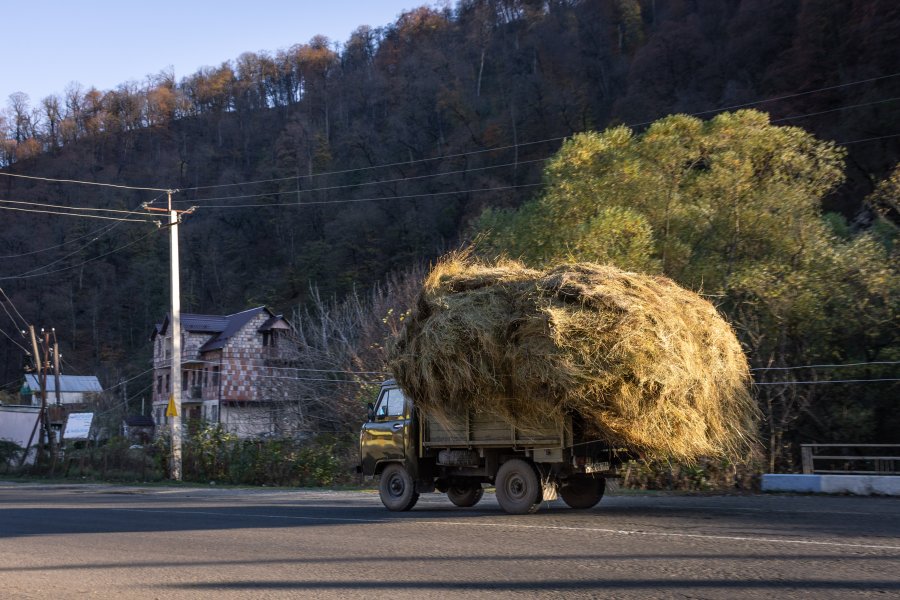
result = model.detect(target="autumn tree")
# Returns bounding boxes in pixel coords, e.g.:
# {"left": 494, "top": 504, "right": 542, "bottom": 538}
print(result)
{"left": 476, "top": 111, "right": 899, "bottom": 470}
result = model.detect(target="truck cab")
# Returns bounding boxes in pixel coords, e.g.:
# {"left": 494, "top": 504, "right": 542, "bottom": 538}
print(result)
{"left": 359, "top": 380, "right": 621, "bottom": 514}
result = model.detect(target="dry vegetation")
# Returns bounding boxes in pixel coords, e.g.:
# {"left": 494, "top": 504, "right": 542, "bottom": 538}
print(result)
{"left": 389, "top": 253, "right": 759, "bottom": 461}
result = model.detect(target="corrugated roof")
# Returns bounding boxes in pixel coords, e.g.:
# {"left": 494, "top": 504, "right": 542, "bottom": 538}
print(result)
{"left": 200, "top": 307, "right": 272, "bottom": 352}
{"left": 24, "top": 374, "right": 103, "bottom": 393}
{"left": 156, "top": 314, "right": 229, "bottom": 338}
{"left": 152, "top": 306, "right": 282, "bottom": 351}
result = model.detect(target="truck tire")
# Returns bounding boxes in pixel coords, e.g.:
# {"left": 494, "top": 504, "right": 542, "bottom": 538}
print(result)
{"left": 379, "top": 464, "right": 419, "bottom": 511}
{"left": 447, "top": 485, "right": 484, "bottom": 507}
{"left": 560, "top": 476, "right": 606, "bottom": 509}
{"left": 495, "top": 459, "right": 542, "bottom": 514}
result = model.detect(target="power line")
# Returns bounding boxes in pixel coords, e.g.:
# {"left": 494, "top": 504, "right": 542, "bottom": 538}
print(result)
{"left": 218, "top": 371, "right": 374, "bottom": 384}
{"left": 174, "top": 157, "right": 548, "bottom": 205}
{"left": 8, "top": 219, "right": 128, "bottom": 279}
{"left": 0, "top": 171, "right": 168, "bottom": 192}
{"left": 751, "top": 361, "right": 900, "bottom": 371}
{"left": 0, "top": 286, "right": 28, "bottom": 331}
{"left": 0, "top": 226, "right": 160, "bottom": 281}
{"left": 178, "top": 139, "right": 561, "bottom": 193}
{"left": 175, "top": 72, "right": 900, "bottom": 194}
{"left": 632, "top": 71, "right": 900, "bottom": 126}
{"left": 102, "top": 367, "right": 157, "bottom": 392}
{"left": 754, "top": 378, "right": 900, "bottom": 385}
{"left": 0, "top": 203, "right": 161, "bottom": 223}
{"left": 0, "top": 327, "right": 29, "bottom": 354}
{"left": 197, "top": 182, "right": 543, "bottom": 210}
{"left": 771, "top": 97, "right": 900, "bottom": 124}
{"left": 0, "top": 197, "right": 156, "bottom": 217}
{"left": 0, "top": 222, "right": 118, "bottom": 259}
{"left": 838, "top": 132, "right": 900, "bottom": 145}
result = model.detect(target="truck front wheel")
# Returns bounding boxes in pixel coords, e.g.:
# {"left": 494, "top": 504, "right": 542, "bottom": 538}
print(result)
{"left": 447, "top": 485, "right": 484, "bottom": 507}
{"left": 560, "top": 476, "right": 606, "bottom": 509}
{"left": 379, "top": 464, "right": 419, "bottom": 511}
{"left": 495, "top": 459, "right": 542, "bottom": 514}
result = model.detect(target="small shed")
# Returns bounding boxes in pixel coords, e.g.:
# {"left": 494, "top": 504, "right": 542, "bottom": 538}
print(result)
{"left": 24, "top": 374, "right": 103, "bottom": 406}
{"left": 122, "top": 415, "right": 155, "bottom": 443}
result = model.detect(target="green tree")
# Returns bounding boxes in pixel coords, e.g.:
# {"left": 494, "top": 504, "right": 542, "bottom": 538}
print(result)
{"left": 475, "top": 111, "right": 899, "bottom": 470}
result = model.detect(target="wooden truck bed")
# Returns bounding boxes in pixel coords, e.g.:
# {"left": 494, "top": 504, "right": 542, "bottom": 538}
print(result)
{"left": 421, "top": 409, "right": 572, "bottom": 449}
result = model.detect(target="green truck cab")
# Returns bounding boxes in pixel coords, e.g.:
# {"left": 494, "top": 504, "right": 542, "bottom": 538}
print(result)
{"left": 359, "top": 380, "right": 625, "bottom": 514}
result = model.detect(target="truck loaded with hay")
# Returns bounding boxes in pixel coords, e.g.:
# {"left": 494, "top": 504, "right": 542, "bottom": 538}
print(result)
{"left": 358, "top": 255, "right": 758, "bottom": 514}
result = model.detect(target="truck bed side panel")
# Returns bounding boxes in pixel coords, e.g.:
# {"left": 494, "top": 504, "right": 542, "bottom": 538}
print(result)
{"left": 422, "top": 409, "right": 566, "bottom": 448}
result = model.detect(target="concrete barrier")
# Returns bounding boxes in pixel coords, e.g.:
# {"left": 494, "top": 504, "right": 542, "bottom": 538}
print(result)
{"left": 762, "top": 473, "right": 900, "bottom": 496}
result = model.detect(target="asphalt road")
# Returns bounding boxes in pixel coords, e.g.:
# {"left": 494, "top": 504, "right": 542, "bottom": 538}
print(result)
{"left": 0, "top": 482, "right": 898, "bottom": 599}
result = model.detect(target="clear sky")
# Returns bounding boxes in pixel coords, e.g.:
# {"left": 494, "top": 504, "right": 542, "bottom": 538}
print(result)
{"left": 2, "top": 0, "right": 427, "bottom": 108}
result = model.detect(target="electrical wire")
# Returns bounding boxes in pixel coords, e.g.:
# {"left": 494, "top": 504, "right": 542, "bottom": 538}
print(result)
{"left": 0, "top": 286, "right": 28, "bottom": 331}
{"left": 174, "top": 71, "right": 900, "bottom": 194}
{"left": 0, "top": 327, "right": 29, "bottom": 354}
{"left": 0, "top": 204, "right": 160, "bottom": 223}
{"left": 0, "top": 171, "right": 169, "bottom": 192}
{"left": 754, "top": 378, "right": 900, "bottom": 385}
{"left": 630, "top": 71, "right": 900, "bottom": 126}
{"left": 178, "top": 138, "right": 561, "bottom": 193}
{"left": 174, "top": 157, "right": 548, "bottom": 205}
{"left": 0, "top": 197, "right": 156, "bottom": 217}
{"left": 6, "top": 220, "right": 128, "bottom": 279}
{"left": 94, "top": 381, "right": 155, "bottom": 418}
{"left": 838, "top": 132, "right": 900, "bottom": 145}
{"left": 771, "top": 97, "right": 900, "bottom": 124}
{"left": 217, "top": 371, "right": 374, "bottom": 384}
{"left": 102, "top": 367, "right": 157, "bottom": 392}
{"left": 9, "top": 220, "right": 128, "bottom": 279}
{"left": 0, "top": 226, "right": 161, "bottom": 281}
{"left": 0, "top": 221, "right": 118, "bottom": 259}
{"left": 751, "top": 361, "right": 900, "bottom": 371}
{"left": 197, "top": 182, "right": 543, "bottom": 209}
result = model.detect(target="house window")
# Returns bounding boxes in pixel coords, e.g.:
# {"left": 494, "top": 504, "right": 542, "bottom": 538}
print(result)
{"left": 210, "top": 404, "right": 218, "bottom": 423}
{"left": 165, "top": 374, "right": 170, "bottom": 393}
{"left": 157, "top": 376, "right": 163, "bottom": 397}
{"left": 212, "top": 366, "right": 220, "bottom": 388}
{"left": 182, "top": 372, "right": 188, "bottom": 391}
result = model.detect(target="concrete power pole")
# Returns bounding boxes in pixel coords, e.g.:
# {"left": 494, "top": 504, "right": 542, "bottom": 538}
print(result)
{"left": 169, "top": 190, "right": 183, "bottom": 481}
{"left": 145, "top": 190, "right": 192, "bottom": 481}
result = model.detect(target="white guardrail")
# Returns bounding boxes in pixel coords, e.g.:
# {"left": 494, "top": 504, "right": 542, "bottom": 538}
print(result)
{"left": 800, "top": 443, "right": 900, "bottom": 475}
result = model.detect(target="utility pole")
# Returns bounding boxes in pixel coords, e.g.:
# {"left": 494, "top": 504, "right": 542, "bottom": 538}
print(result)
{"left": 168, "top": 189, "right": 183, "bottom": 481}
{"left": 144, "top": 190, "right": 194, "bottom": 481}
{"left": 19, "top": 326, "right": 43, "bottom": 468}
{"left": 52, "top": 330, "right": 61, "bottom": 407}
{"left": 41, "top": 330, "right": 57, "bottom": 458}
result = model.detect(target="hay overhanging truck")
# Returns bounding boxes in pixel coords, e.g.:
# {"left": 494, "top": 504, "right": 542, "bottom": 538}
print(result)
{"left": 358, "top": 379, "right": 626, "bottom": 514}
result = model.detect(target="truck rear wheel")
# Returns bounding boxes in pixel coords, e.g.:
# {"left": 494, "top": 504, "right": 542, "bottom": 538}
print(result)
{"left": 447, "top": 485, "right": 484, "bottom": 507}
{"left": 495, "top": 459, "right": 542, "bottom": 514}
{"left": 379, "top": 464, "right": 419, "bottom": 511}
{"left": 560, "top": 476, "right": 606, "bottom": 509}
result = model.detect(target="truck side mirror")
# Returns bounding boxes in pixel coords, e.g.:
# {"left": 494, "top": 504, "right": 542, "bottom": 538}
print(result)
{"left": 366, "top": 403, "right": 375, "bottom": 422}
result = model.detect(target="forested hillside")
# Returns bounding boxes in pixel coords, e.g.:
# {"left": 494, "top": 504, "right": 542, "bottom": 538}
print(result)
{"left": 1, "top": 0, "right": 898, "bottom": 467}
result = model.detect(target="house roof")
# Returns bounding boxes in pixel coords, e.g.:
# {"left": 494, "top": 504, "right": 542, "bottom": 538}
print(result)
{"left": 259, "top": 315, "right": 291, "bottom": 332}
{"left": 153, "top": 306, "right": 279, "bottom": 352}
{"left": 124, "top": 415, "right": 155, "bottom": 427}
{"left": 200, "top": 307, "right": 273, "bottom": 352}
{"left": 24, "top": 374, "right": 103, "bottom": 393}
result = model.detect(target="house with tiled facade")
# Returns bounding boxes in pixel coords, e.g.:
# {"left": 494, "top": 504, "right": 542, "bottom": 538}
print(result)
{"left": 150, "top": 306, "right": 293, "bottom": 438}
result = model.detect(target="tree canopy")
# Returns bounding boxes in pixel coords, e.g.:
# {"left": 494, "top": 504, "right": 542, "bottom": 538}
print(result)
{"left": 476, "top": 111, "right": 899, "bottom": 469}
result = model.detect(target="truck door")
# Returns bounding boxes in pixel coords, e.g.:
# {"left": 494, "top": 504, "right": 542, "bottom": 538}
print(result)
{"left": 359, "top": 386, "right": 411, "bottom": 475}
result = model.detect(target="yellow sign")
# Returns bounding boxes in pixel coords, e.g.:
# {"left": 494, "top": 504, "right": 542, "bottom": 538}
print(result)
{"left": 165, "top": 395, "right": 178, "bottom": 417}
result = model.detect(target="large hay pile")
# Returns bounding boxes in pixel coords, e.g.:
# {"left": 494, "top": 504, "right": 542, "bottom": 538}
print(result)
{"left": 387, "top": 255, "right": 758, "bottom": 461}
